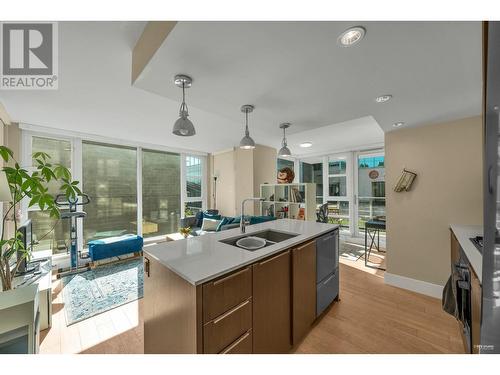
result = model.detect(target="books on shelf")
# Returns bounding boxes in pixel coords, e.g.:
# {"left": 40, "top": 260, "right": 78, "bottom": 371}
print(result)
{"left": 260, "top": 182, "right": 315, "bottom": 222}
{"left": 290, "top": 187, "right": 304, "bottom": 203}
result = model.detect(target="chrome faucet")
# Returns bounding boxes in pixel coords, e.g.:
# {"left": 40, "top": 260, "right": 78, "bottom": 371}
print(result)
{"left": 240, "top": 197, "right": 265, "bottom": 233}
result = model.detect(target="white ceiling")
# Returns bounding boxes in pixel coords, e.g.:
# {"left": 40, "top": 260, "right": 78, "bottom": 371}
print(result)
{"left": 0, "top": 21, "right": 482, "bottom": 157}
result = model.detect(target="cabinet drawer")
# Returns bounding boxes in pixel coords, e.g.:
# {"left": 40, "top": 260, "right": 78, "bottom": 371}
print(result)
{"left": 203, "top": 299, "right": 252, "bottom": 354}
{"left": 203, "top": 266, "right": 252, "bottom": 323}
{"left": 220, "top": 330, "right": 253, "bottom": 354}
{"left": 317, "top": 271, "right": 338, "bottom": 316}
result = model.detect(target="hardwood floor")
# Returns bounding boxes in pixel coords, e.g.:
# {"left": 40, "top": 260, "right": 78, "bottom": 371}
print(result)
{"left": 39, "top": 277, "right": 143, "bottom": 354}
{"left": 293, "top": 248, "right": 464, "bottom": 353}
{"left": 40, "top": 248, "right": 463, "bottom": 354}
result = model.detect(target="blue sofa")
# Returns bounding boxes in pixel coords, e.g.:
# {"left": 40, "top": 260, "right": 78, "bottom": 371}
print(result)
{"left": 180, "top": 210, "right": 276, "bottom": 236}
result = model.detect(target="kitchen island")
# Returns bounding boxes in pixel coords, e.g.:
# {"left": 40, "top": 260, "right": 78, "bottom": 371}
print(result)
{"left": 143, "top": 219, "right": 339, "bottom": 354}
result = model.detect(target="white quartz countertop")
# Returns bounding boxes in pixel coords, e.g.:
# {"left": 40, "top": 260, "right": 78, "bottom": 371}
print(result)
{"left": 450, "top": 224, "right": 483, "bottom": 283}
{"left": 144, "top": 219, "right": 338, "bottom": 285}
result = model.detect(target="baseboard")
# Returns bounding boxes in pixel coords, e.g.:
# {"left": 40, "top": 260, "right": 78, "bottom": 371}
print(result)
{"left": 384, "top": 272, "right": 444, "bottom": 299}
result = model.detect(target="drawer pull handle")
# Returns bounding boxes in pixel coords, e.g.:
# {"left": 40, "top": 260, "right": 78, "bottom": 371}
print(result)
{"left": 297, "top": 241, "right": 314, "bottom": 251}
{"left": 323, "top": 274, "right": 335, "bottom": 285}
{"left": 258, "top": 251, "right": 288, "bottom": 266}
{"left": 220, "top": 331, "right": 251, "bottom": 354}
{"left": 213, "top": 268, "right": 248, "bottom": 286}
{"left": 213, "top": 299, "right": 251, "bottom": 324}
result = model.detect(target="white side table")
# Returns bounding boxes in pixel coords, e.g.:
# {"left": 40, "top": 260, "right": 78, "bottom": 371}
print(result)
{"left": 13, "top": 252, "right": 52, "bottom": 330}
{"left": 0, "top": 285, "right": 40, "bottom": 353}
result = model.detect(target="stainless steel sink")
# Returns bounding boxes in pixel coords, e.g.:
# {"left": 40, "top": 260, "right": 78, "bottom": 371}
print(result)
{"left": 220, "top": 229, "right": 299, "bottom": 251}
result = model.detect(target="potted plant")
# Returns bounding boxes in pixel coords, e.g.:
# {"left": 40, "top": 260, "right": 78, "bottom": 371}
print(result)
{"left": 0, "top": 145, "right": 82, "bottom": 291}
{"left": 179, "top": 227, "right": 192, "bottom": 238}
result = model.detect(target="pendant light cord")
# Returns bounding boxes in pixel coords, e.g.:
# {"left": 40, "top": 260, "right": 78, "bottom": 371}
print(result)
{"left": 282, "top": 126, "right": 287, "bottom": 147}
{"left": 180, "top": 82, "right": 188, "bottom": 116}
{"left": 245, "top": 109, "right": 249, "bottom": 136}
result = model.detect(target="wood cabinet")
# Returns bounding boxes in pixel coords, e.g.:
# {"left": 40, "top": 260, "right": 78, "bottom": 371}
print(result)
{"left": 143, "top": 256, "right": 201, "bottom": 354}
{"left": 144, "top": 230, "right": 340, "bottom": 354}
{"left": 220, "top": 330, "right": 253, "bottom": 354}
{"left": 202, "top": 267, "right": 252, "bottom": 322}
{"left": 292, "top": 240, "right": 316, "bottom": 345}
{"left": 252, "top": 250, "right": 292, "bottom": 353}
{"left": 471, "top": 268, "right": 482, "bottom": 354}
{"left": 203, "top": 299, "right": 252, "bottom": 353}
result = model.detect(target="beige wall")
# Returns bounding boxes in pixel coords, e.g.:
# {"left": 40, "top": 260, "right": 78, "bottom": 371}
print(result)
{"left": 209, "top": 145, "right": 277, "bottom": 217}
{"left": 234, "top": 148, "right": 254, "bottom": 216}
{"left": 211, "top": 150, "right": 236, "bottom": 216}
{"left": 252, "top": 144, "right": 277, "bottom": 212}
{"left": 385, "top": 116, "right": 483, "bottom": 285}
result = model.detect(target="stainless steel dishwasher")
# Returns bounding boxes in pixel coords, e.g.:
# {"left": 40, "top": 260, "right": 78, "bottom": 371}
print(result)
{"left": 316, "top": 229, "right": 339, "bottom": 316}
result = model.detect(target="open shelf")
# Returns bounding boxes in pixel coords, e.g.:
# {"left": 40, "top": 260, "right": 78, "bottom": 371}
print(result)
{"left": 259, "top": 183, "right": 316, "bottom": 221}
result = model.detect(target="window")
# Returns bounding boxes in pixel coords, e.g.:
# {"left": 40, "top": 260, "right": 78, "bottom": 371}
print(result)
{"left": 357, "top": 154, "right": 386, "bottom": 231}
{"left": 277, "top": 158, "right": 294, "bottom": 173}
{"left": 28, "top": 136, "right": 72, "bottom": 253}
{"left": 184, "top": 155, "right": 204, "bottom": 217}
{"left": 328, "top": 159, "right": 347, "bottom": 197}
{"left": 300, "top": 161, "right": 323, "bottom": 205}
{"left": 327, "top": 200, "right": 350, "bottom": 228}
{"left": 82, "top": 142, "right": 137, "bottom": 245}
{"left": 142, "top": 150, "right": 181, "bottom": 238}
{"left": 328, "top": 156, "right": 350, "bottom": 230}
{"left": 22, "top": 130, "right": 207, "bottom": 252}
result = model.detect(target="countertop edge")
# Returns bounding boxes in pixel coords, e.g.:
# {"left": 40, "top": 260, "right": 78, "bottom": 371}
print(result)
{"left": 144, "top": 222, "right": 339, "bottom": 286}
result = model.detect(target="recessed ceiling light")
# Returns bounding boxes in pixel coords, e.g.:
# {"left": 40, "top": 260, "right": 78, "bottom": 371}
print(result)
{"left": 393, "top": 122, "right": 405, "bottom": 128}
{"left": 338, "top": 26, "right": 366, "bottom": 47}
{"left": 375, "top": 94, "right": 392, "bottom": 103}
{"left": 300, "top": 142, "right": 313, "bottom": 148}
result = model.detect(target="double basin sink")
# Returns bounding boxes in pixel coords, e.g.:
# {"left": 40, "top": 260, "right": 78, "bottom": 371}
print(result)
{"left": 219, "top": 229, "right": 298, "bottom": 251}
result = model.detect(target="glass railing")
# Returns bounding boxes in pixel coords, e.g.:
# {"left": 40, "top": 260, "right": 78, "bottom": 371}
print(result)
{"left": 358, "top": 197, "right": 386, "bottom": 232}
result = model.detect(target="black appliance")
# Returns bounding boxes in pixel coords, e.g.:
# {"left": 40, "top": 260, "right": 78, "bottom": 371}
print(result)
{"left": 16, "top": 219, "right": 33, "bottom": 274}
{"left": 454, "top": 255, "right": 473, "bottom": 353}
{"left": 316, "top": 229, "right": 339, "bottom": 316}
{"left": 469, "top": 236, "right": 483, "bottom": 254}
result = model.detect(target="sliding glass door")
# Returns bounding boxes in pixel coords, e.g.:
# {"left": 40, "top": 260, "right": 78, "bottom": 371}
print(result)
{"left": 299, "top": 159, "right": 324, "bottom": 206}
{"left": 326, "top": 153, "right": 353, "bottom": 234}
{"left": 354, "top": 151, "right": 386, "bottom": 237}
{"left": 21, "top": 131, "right": 207, "bottom": 253}
{"left": 142, "top": 149, "right": 181, "bottom": 238}
{"left": 82, "top": 142, "right": 138, "bottom": 245}
{"left": 184, "top": 155, "right": 204, "bottom": 217}
{"left": 28, "top": 136, "right": 72, "bottom": 253}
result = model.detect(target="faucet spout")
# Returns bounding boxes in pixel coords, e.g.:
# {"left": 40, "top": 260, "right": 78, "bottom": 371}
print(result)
{"left": 240, "top": 197, "right": 265, "bottom": 233}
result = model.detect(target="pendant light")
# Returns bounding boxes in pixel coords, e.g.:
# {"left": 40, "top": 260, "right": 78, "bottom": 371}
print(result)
{"left": 239, "top": 104, "right": 256, "bottom": 149}
{"left": 172, "top": 74, "right": 196, "bottom": 136}
{"left": 278, "top": 122, "right": 291, "bottom": 157}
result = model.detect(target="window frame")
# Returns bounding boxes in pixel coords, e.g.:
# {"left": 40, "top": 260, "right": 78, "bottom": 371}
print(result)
{"left": 324, "top": 152, "right": 353, "bottom": 233}
{"left": 181, "top": 154, "right": 207, "bottom": 219}
{"left": 353, "top": 149, "right": 386, "bottom": 237}
{"left": 20, "top": 125, "right": 208, "bottom": 253}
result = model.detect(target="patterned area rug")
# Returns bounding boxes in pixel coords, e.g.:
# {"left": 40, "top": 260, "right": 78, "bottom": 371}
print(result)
{"left": 340, "top": 241, "right": 365, "bottom": 261}
{"left": 340, "top": 241, "right": 386, "bottom": 268}
{"left": 62, "top": 258, "right": 143, "bottom": 325}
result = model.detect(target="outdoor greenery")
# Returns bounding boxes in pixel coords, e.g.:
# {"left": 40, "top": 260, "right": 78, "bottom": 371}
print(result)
{"left": 0, "top": 145, "right": 82, "bottom": 291}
